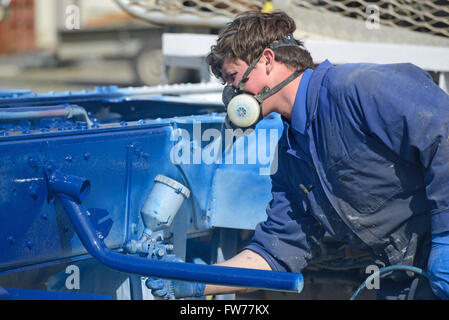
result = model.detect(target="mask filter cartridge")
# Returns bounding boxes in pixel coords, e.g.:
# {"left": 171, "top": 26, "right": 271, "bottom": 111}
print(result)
{"left": 226, "top": 93, "right": 261, "bottom": 128}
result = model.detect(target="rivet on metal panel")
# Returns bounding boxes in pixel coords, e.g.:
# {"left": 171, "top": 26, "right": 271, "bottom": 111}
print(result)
{"left": 83, "top": 153, "right": 91, "bottom": 161}
{"left": 42, "top": 213, "right": 48, "bottom": 221}
{"left": 26, "top": 240, "right": 34, "bottom": 249}
{"left": 120, "top": 121, "right": 128, "bottom": 126}
{"left": 138, "top": 119, "right": 146, "bottom": 125}
{"left": 65, "top": 156, "right": 73, "bottom": 163}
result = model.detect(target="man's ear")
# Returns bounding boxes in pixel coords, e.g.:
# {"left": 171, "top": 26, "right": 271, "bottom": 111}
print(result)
{"left": 261, "top": 48, "right": 275, "bottom": 75}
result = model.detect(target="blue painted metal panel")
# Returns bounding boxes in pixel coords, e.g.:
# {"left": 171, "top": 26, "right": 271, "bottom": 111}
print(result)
{"left": 0, "top": 287, "right": 112, "bottom": 300}
{"left": 0, "top": 87, "right": 288, "bottom": 297}
{"left": 0, "top": 120, "right": 187, "bottom": 271}
{"left": 207, "top": 114, "right": 284, "bottom": 230}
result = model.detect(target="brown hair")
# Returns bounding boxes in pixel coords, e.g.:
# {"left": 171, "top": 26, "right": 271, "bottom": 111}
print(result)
{"left": 206, "top": 10, "right": 314, "bottom": 82}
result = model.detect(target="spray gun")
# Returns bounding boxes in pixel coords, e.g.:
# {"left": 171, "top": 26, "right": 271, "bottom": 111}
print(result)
{"left": 123, "top": 174, "right": 190, "bottom": 262}
{"left": 48, "top": 171, "right": 304, "bottom": 295}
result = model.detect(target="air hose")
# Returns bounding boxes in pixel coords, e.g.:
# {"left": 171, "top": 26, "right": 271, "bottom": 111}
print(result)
{"left": 350, "top": 264, "right": 430, "bottom": 300}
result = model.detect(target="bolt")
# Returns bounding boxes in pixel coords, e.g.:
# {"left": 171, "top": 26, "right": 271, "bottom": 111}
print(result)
{"left": 65, "top": 155, "right": 72, "bottom": 163}
{"left": 83, "top": 153, "right": 90, "bottom": 161}
{"left": 42, "top": 213, "right": 48, "bottom": 221}
{"left": 157, "top": 248, "right": 165, "bottom": 257}
{"left": 26, "top": 240, "right": 34, "bottom": 249}
{"left": 138, "top": 119, "right": 146, "bottom": 125}
{"left": 120, "top": 121, "right": 128, "bottom": 126}
{"left": 7, "top": 236, "right": 15, "bottom": 245}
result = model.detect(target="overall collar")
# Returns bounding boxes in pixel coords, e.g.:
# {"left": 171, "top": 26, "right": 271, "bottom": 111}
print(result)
{"left": 279, "top": 60, "right": 333, "bottom": 154}
{"left": 291, "top": 68, "right": 313, "bottom": 134}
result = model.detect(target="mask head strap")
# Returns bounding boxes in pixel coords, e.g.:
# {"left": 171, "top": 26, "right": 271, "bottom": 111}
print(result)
{"left": 238, "top": 34, "right": 303, "bottom": 92}
{"left": 254, "top": 68, "right": 304, "bottom": 103}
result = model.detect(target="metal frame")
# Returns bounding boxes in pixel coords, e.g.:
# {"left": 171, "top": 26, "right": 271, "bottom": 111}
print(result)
{"left": 162, "top": 32, "right": 449, "bottom": 92}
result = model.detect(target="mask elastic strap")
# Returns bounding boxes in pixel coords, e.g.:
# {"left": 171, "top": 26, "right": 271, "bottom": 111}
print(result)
{"left": 254, "top": 69, "right": 304, "bottom": 104}
{"left": 238, "top": 51, "right": 264, "bottom": 91}
{"left": 238, "top": 35, "right": 303, "bottom": 92}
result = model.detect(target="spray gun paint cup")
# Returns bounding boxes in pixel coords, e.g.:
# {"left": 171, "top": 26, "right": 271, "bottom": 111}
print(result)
{"left": 141, "top": 175, "right": 191, "bottom": 232}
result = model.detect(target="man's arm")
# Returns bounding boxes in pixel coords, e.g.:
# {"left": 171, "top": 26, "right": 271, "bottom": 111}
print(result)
{"left": 203, "top": 249, "right": 272, "bottom": 296}
{"left": 146, "top": 249, "right": 272, "bottom": 298}
{"left": 148, "top": 144, "right": 323, "bottom": 299}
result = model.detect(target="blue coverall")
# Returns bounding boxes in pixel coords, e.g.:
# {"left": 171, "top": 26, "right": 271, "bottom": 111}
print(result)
{"left": 246, "top": 61, "right": 449, "bottom": 299}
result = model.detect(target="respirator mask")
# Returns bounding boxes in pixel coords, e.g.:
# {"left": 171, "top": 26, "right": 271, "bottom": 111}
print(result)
{"left": 222, "top": 34, "right": 305, "bottom": 130}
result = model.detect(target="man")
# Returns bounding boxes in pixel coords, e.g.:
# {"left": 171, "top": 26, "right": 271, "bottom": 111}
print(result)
{"left": 148, "top": 10, "right": 449, "bottom": 300}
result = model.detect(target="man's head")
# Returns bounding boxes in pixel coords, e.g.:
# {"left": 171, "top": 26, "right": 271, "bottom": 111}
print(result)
{"left": 206, "top": 10, "right": 314, "bottom": 129}
{"left": 206, "top": 10, "right": 314, "bottom": 84}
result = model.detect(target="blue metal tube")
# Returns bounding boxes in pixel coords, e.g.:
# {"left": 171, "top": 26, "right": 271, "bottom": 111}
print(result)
{"left": 50, "top": 173, "right": 303, "bottom": 294}
{"left": 0, "top": 105, "right": 93, "bottom": 126}
{"left": 58, "top": 196, "right": 303, "bottom": 293}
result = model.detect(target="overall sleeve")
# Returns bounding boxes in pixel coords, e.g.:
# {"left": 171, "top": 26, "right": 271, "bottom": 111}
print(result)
{"left": 245, "top": 146, "right": 324, "bottom": 273}
{"left": 349, "top": 63, "right": 449, "bottom": 235}
{"left": 427, "top": 231, "right": 449, "bottom": 300}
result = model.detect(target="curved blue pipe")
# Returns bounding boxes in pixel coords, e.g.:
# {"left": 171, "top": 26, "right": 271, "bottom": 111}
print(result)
{"left": 47, "top": 170, "right": 91, "bottom": 204}
{"left": 50, "top": 173, "right": 304, "bottom": 293}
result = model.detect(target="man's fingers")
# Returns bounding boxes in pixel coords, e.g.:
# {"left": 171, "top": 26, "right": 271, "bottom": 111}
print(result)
{"left": 152, "top": 287, "right": 169, "bottom": 298}
{"left": 146, "top": 278, "right": 165, "bottom": 290}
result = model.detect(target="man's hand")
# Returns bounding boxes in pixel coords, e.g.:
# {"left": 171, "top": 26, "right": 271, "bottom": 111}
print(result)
{"left": 146, "top": 278, "right": 205, "bottom": 300}
{"left": 427, "top": 231, "right": 449, "bottom": 300}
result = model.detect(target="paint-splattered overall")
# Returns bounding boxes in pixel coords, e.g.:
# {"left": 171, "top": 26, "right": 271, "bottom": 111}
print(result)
{"left": 246, "top": 60, "right": 449, "bottom": 299}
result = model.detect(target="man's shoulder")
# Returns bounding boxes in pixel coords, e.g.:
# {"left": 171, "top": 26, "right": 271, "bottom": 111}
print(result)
{"left": 323, "top": 62, "right": 429, "bottom": 93}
